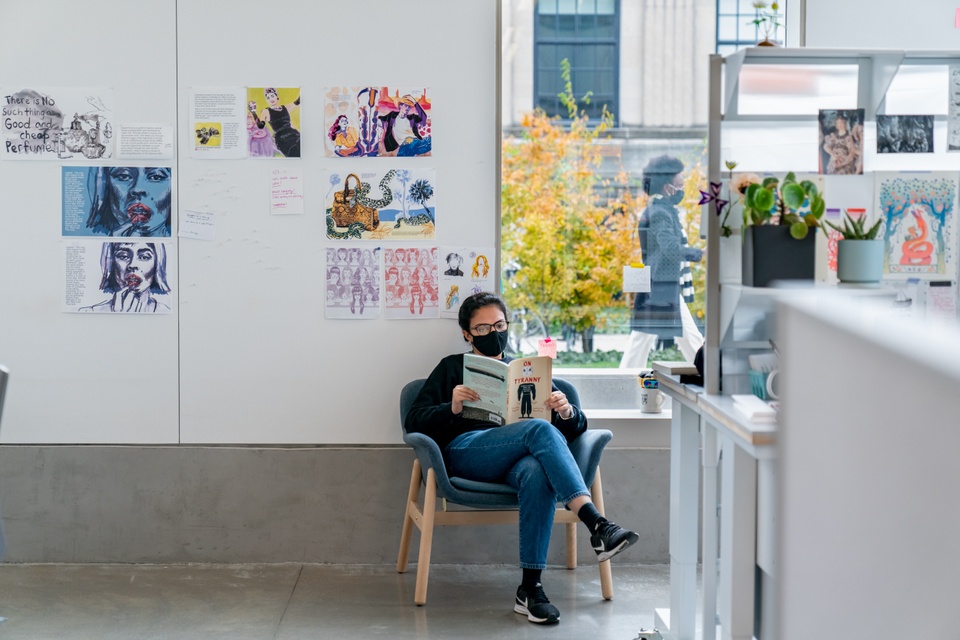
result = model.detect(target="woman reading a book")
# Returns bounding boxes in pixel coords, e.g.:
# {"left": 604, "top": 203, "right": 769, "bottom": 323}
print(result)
{"left": 405, "top": 291, "right": 638, "bottom": 625}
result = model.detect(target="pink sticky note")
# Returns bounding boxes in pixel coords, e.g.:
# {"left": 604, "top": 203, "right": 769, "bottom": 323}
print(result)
{"left": 538, "top": 338, "right": 558, "bottom": 359}
{"left": 955, "top": 8, "right": 960, "bottom": 28}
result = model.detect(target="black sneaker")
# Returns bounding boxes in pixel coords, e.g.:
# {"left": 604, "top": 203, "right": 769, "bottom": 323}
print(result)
{"left": 591, "top": 519, "right": 639, "bottom": 562}
{"left": 514, "top": 582, "right": 560, "bottom": 624}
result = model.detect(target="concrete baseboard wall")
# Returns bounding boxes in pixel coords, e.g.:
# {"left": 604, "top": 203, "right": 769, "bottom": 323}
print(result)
{"left": 0, "top": 445, "right": 669, "bottom": 565}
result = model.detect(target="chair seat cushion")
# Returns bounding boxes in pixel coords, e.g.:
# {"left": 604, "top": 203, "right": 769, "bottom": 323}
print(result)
{"left": 449, "top": 476, "right": 518, "bottom": 495}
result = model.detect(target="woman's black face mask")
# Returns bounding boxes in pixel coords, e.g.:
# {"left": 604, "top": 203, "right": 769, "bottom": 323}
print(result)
{"left": 472, "top": 329, "right": 510, "bottom": 357}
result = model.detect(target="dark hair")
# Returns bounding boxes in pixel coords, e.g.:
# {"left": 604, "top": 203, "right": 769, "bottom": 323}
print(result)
{"left": 642, "top": 155, "right": 684, "bottom": 196}
{"left": 457, "top": 291, "right": 508, "bottom": 336}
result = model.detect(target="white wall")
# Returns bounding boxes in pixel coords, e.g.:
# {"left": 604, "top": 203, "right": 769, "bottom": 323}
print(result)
{"left": 0, "top": 0, "right": 498, "bottom": 444}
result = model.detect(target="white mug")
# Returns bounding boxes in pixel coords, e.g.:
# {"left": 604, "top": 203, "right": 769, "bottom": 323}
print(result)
{"left": 640, "top": 388, "right": 665, "bottom": 413}
{"left": 766, "top": 369, "right": 780, "bottom": 400}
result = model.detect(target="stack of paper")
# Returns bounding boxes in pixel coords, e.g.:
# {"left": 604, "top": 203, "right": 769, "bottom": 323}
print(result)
{"left": 651, "top": 361, "right": 698, "bottom": 375}
{"left": 731, "top": 394, "right": 778, "bottom": 423}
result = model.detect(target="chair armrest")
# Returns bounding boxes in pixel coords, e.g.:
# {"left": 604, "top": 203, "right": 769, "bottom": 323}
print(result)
{"left": 403, "top": 432, "right": 459, "bottom": 494}
{"left": 568, "top": 429, "right": 612, "bottom": 488}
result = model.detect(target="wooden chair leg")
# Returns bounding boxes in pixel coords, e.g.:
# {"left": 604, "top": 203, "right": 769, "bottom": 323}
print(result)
{"left": 565, "top": 522, "right": 577, "bottom": 569}
{"left": 414, "top": 467, "right": 437, "bottom": 606}
{"left": 591, "top": 468, "right": 615, "bottom": 600}
{"left": 397, "top": 459, "right": 422, "bottom": 573}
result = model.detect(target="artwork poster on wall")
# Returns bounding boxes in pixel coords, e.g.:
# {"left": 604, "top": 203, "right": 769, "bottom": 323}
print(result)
{"left": 818, "top": 109, "right": 865, "bottom": 175}
{"left": 325, "top": 169, "right": 436, "bottom": 241}
{"left": 246, "top": 87, "right": 301, "bottom": 158}
{"left": 63, "top": 240, "right": 174, "bottom": 314}
{"left": 324, "top": 86, "right": 431, "bottom": 158}
{"left": 874, "top": 172, "right": 959, "bottom": 279}
{"left": 949, "top": 65, "right": 960, "bottom": 152}
{"left": 62, "top": 166, "right": 173, "bottom": 238}
{"left": 2, "top": 87, "right": 114, "bottom": 160}
{"left": 438, "top": 246, "right": 496, "bottom": 318}
{"left": 876, "top": 115, "right": 934, "bottom": 154}
{"left": 325, "top": 246, "right": 381, "bottom": 320}
{"left": 383, "top": 246, "right": 439, "bottom": 319}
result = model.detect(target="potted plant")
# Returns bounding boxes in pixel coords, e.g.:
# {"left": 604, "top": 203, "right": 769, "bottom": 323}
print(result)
{"left": 823, "top": 210, "right": 884, "bottom": 284}
{"left": 734, "top": 172, "right": 826, "bottom": 287}
{"left": 750, "top": 1, "right": 783, "bottom": 46}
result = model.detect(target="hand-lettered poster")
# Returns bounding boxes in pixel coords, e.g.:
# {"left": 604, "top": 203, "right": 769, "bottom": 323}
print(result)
{"left": 384, "top": 246, "right": 439, "bottom": 319}
{"left": 874, "top": 172, "right": 959, "bottom": 278}
{"left": 62, "top": 166, "right": 172, "bottom": 238}
{"left": 325, "top": 169, "right": 436, "bottom": 241}
{"left": 325, "top": 246, "right": 381, "bottom": 319}
{"left": 246, "top": 87, "right": 301, "bottom": 158}
{"left": 324, "top": 87, "right": 431, "bottom": 158}
{"left": 63, "top": 240, "right": 174, "bottom": 314}
{"left": 2, "top": 88, "right": 114, "bottom": 160}
{"left": 439, "top": 246, "right": 496, "bottom": 318}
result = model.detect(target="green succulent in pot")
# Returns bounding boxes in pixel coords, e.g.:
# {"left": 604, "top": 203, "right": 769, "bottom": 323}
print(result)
{"left": 822, "top": 211, "right": 882, "bottom": 240}
{"left": 741, "top": 172, "right": 826, "bottom": 239}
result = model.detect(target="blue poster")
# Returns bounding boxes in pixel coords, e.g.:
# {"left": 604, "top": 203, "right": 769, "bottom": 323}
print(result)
{"left": 62, "top": 166, "right": 172, "bottom": 237}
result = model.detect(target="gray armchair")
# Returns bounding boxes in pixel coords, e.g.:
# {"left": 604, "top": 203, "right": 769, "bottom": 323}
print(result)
{"left": 396, "top": 377, "right": 615, "bottom": 605}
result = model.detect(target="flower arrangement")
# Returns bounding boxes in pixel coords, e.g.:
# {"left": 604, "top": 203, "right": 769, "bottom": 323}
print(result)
{"left": 750, "top": 1, "right": 783, "bottom": 45}
{"left": 733, "top": 172, "right": 826, "bottom": 240}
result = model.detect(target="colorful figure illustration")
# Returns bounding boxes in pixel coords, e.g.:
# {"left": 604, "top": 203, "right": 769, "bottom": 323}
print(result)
{"left": 328, "top": 115, "right": 361, "bottom": 157}
{"left": 877, "top": 174, "right": 957, "bottom": 276}
{"left": 901, "top": 207, "right": 935, "bottom": 265}
{"left": 81, "top": 242, "right": 171, "bottom": 313}
{"left": 85, "top": 166, "right": 172, "bottom": 237}
{"left": 472, "top": 254, "right": 490, "bottom": 279}
{"left": 445, "top": 285, "right": 460, "bottom": 310}
{"left": 247, "top": 113, "right": 277, "bottom": 157}
{"left": 248, "top": 88, "right": 301, "bottom": 158}
{"left": 324, "top": 86, "right": 431, "bottom": 158}
{"left": 379, "top": 94, "right": 431, "bottom": 157}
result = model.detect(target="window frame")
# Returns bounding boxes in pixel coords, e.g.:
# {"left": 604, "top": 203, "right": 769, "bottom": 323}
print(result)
{"left": 533, "top": 0, "right": 621, "bottom": 125}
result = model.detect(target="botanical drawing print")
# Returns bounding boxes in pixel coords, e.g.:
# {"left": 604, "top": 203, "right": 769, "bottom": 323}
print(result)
{"left": 325, "top": 169, "right": 436, "bottom": 241}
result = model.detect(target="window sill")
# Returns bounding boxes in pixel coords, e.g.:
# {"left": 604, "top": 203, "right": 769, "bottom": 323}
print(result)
{"left": 584, "top": 408, "right": 672, "bottom": 421}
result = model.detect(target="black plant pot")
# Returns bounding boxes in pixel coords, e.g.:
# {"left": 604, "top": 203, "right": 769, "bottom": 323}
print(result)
{"left": 742, "top": 225, "right": 817, "bottom": 287}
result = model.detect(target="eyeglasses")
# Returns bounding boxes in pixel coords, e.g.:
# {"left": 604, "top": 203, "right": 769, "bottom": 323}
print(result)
{"left": 470, "top": 320, "right": 509, "bottom": 336}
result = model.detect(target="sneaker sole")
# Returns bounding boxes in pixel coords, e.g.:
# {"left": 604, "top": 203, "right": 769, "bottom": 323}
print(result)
{"left": 514, "top": 602, "right": 560, "bottom": 624}
{"left": 595, "top": 531, "right": 640, "bottom": 562}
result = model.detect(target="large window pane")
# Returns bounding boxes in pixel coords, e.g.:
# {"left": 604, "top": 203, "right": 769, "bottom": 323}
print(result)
{"left": 737, "top": 64, "right": 859, "bottom": 115}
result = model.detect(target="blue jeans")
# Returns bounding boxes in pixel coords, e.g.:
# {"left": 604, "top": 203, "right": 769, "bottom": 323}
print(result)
{"left": 445, "top": 419, "right": 590, "bottom": 569}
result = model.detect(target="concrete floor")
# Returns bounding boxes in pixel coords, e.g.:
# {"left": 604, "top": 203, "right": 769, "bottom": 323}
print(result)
{"left": 0, "top": 562, "right": 674, "bottom": 639}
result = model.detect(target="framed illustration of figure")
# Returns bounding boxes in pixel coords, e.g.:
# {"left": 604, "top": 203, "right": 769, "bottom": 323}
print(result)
{"left": 874, "top": 172, "right": 959, "bottom": 278}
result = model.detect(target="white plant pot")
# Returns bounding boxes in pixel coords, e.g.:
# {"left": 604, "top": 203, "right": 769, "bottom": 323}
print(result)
{"left": 837, "top": 239, "right": 884, "bottom": 284}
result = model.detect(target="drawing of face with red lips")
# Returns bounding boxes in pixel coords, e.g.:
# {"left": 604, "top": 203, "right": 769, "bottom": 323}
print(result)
{"left": 111, "top": 243, "right": 157, "bottom": 293}
{"left": 106, "top": 167, "right": 172, "bottom": 236}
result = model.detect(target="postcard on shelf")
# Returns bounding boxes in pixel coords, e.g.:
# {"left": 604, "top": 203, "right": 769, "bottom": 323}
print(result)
{"left": 651, "top": 361, "right": 698, "bottom": 375}
{"left": 462, "top": 354, "right": 553, "bottom": 426}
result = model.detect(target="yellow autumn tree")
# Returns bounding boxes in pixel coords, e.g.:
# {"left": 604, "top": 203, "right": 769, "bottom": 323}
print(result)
{"left": 501, "top": 63, "right": 641, "bottom": 352}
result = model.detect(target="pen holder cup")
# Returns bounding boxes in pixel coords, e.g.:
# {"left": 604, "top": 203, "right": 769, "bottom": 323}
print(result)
{"left": 749, "top": 370, "right": 769, "bottom": 401}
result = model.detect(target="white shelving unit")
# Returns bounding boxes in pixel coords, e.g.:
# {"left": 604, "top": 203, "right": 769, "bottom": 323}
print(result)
{"left": 704, "top": 47, "right": 960, "bottom": 394}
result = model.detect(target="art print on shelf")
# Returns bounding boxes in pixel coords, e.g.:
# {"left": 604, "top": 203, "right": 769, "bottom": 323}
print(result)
{"left": 246, "top": 87, "right": 301, "bottom": 158}
{"left": 63, "top": 240, "right": 173, "bottom": 314}
{"left": 62, "top": 166, "right": 172, "bottom": 238}
{"left": 2, "top": 87, "right": 114, "bottom": 160}
{"left": 876, "top": 115, "right": 934, "bottom": 154}
{"left": 324, "top": 87, "right": 431, "bottom": 158}
{"left": 383, "top": 246, "right": 439, "bottom": 319}
{"left": 325, "top": 246, "right": 381, "bottom": 319}
{"left": 325, "top": 169, "right": 436, "bottom": 241}
{"left": 874, "top": 172, "right": 958, "bottom": 278}
{"left": 818, "top": 109, "right": 864, "bottom": 175}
